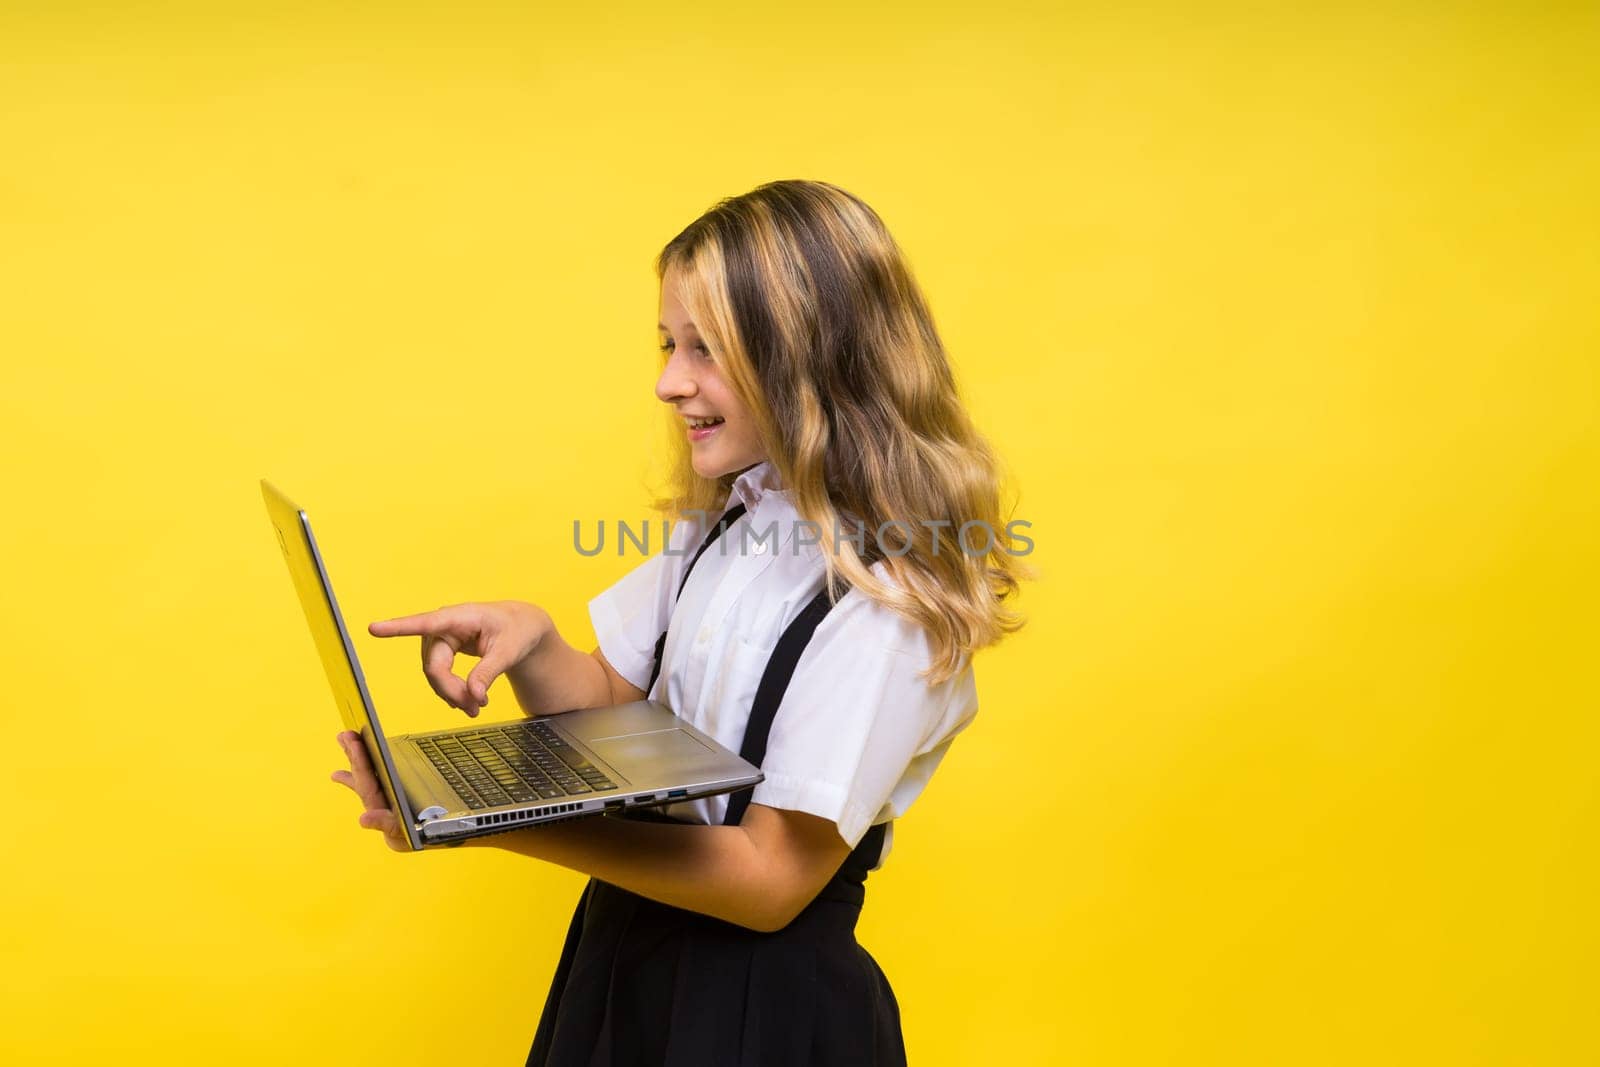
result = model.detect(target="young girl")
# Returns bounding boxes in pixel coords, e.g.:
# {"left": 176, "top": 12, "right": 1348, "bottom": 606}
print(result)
{"left": 332, "top": 179, "right": 1026, "bottom": 1065}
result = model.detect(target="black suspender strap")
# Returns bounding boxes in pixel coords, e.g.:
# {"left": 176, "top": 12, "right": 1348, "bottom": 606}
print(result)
{"left": 643, "top": 502, "right": 748, "bottom": 697}
{"left": 840, "top": 821, "right": 888, "bottom": 884}
{"left": 721, "top": 575, "right": 848, "bottom": 828}
{"left": 638, "top": 504, "right": 888, "bottom": 872}
{"left": 678, "top": 503, "right": 749, "bottom": 598}
{"left": 720, "top": 572, "right": 887, "bottom": 877}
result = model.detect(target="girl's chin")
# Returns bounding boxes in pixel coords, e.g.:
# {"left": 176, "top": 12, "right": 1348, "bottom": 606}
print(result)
{"left": 690, "top": 454, "right": 726, "bottom": 479}
{"left": 691, "top": 451, "right": 755, "bottom": 481}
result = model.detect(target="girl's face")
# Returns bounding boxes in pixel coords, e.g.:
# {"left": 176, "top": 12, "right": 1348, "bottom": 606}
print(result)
{"left": 655, "top": 273, "right": 768, "bottom": 480}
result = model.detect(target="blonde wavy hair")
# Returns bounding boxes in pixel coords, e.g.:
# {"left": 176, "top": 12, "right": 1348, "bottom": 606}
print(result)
{"left": 651, "top": 179, "right": 1028, "bottom": 685}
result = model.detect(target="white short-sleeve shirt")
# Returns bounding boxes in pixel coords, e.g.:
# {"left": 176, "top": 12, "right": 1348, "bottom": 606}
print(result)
{"left": 587, "top": 461, "right": 980, "bottom": 870}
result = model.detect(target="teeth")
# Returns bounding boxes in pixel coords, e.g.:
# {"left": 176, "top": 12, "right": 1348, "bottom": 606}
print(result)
{"left": 689, "top": 416, "right": 724, "bottom": 429}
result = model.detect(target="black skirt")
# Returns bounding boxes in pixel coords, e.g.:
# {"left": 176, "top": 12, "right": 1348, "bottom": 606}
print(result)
{"left": 527, "top": 820, "right": 905, "bottom": 1067}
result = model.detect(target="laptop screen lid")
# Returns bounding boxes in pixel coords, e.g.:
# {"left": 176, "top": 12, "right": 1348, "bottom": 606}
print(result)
{"left": 261, "top": 480, "right": 424, "bottom": 851}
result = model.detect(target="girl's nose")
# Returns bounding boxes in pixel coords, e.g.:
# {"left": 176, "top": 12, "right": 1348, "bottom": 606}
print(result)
{"left": 655, "top": 352, "right": 697, "bottom": 404}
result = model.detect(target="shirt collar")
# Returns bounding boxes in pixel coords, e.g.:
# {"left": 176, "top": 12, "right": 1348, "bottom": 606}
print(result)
{"left": 728, "top": 460, "right": 786, "bottom": 511}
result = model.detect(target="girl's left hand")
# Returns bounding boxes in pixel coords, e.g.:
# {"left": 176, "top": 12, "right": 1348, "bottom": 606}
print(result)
{"left": 331, "top": 731, "right": 410, "bottom": 853}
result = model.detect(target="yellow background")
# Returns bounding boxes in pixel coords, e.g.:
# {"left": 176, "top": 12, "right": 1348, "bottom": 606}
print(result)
{"left": 2, "top": 3, "right": 1594, "bottom": 1063}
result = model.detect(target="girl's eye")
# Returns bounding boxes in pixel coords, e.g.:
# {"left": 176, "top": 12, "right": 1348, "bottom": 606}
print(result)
{"left": 658, "top": 340, "right": 711, "bottom": 358}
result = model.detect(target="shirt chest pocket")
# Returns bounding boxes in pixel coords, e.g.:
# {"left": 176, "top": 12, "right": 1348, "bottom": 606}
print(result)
{"left": 704, "top": 633, "right": 777, "bottom": 728}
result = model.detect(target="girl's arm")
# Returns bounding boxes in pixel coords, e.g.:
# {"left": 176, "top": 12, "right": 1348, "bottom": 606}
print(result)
{"left": 464, "top": 801, "right": 851, "bottom": 932}
{"left": 337, "top": 610, "right": 847, "bottom": 930}
{"left": 333, "top": 731, "right": 848, "bottom": 932}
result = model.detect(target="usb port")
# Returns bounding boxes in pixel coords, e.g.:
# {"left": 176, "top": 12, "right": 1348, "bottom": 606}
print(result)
{"left": 667, "top": 789, "right": 688, "bottom": 799}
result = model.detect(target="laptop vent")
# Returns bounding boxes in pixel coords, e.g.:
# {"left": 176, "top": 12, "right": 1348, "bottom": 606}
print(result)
{"left": 478, "top": 802, "right": 584, "bottom": 827}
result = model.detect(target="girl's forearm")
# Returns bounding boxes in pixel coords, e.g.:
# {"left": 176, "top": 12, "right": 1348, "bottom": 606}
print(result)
{"left": 505, "top": 612, "right": 611, "bottom": 715}
{"left": 460, "top": 814, "right": 781, "bottom": 931}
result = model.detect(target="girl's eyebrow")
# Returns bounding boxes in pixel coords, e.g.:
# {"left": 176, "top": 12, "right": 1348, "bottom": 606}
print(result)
{"left": 658, "top": 321, "right": 699, "bottom": 333}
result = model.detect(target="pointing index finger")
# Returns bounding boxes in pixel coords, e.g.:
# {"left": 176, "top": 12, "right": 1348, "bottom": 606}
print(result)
{"left": 369, "top": 610, "right": 443, "bottom": 637}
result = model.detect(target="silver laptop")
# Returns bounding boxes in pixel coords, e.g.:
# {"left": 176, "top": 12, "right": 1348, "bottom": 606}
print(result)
{"left": 262, "top": 480, "right": 763, "bottom": 849}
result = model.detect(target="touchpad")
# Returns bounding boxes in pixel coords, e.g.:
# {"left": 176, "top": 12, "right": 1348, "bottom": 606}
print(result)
{"left": 588, "top": 729, "right": 712, "bottom": 767}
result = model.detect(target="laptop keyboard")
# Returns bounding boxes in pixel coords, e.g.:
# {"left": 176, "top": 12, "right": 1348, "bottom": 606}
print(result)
{"left": 415, "top": 720, "right": 617, "bottom": 811}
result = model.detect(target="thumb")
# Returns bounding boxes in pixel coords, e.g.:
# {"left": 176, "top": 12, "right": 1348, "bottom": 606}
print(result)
{"left": 465, "top": 645, "right": 517, "bottom": 707}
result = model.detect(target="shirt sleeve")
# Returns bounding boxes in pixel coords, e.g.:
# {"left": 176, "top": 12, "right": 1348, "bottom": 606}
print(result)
{"left": 587, "top": 515, "right": 708, "bottom": 692}
{"left": 750, "top": 583, "right": 981, "bottom": 849}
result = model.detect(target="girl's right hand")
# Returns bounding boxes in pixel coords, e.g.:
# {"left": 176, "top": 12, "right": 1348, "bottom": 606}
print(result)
{"left": 368, "top": 600, "right": 552, "bottom": 717}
